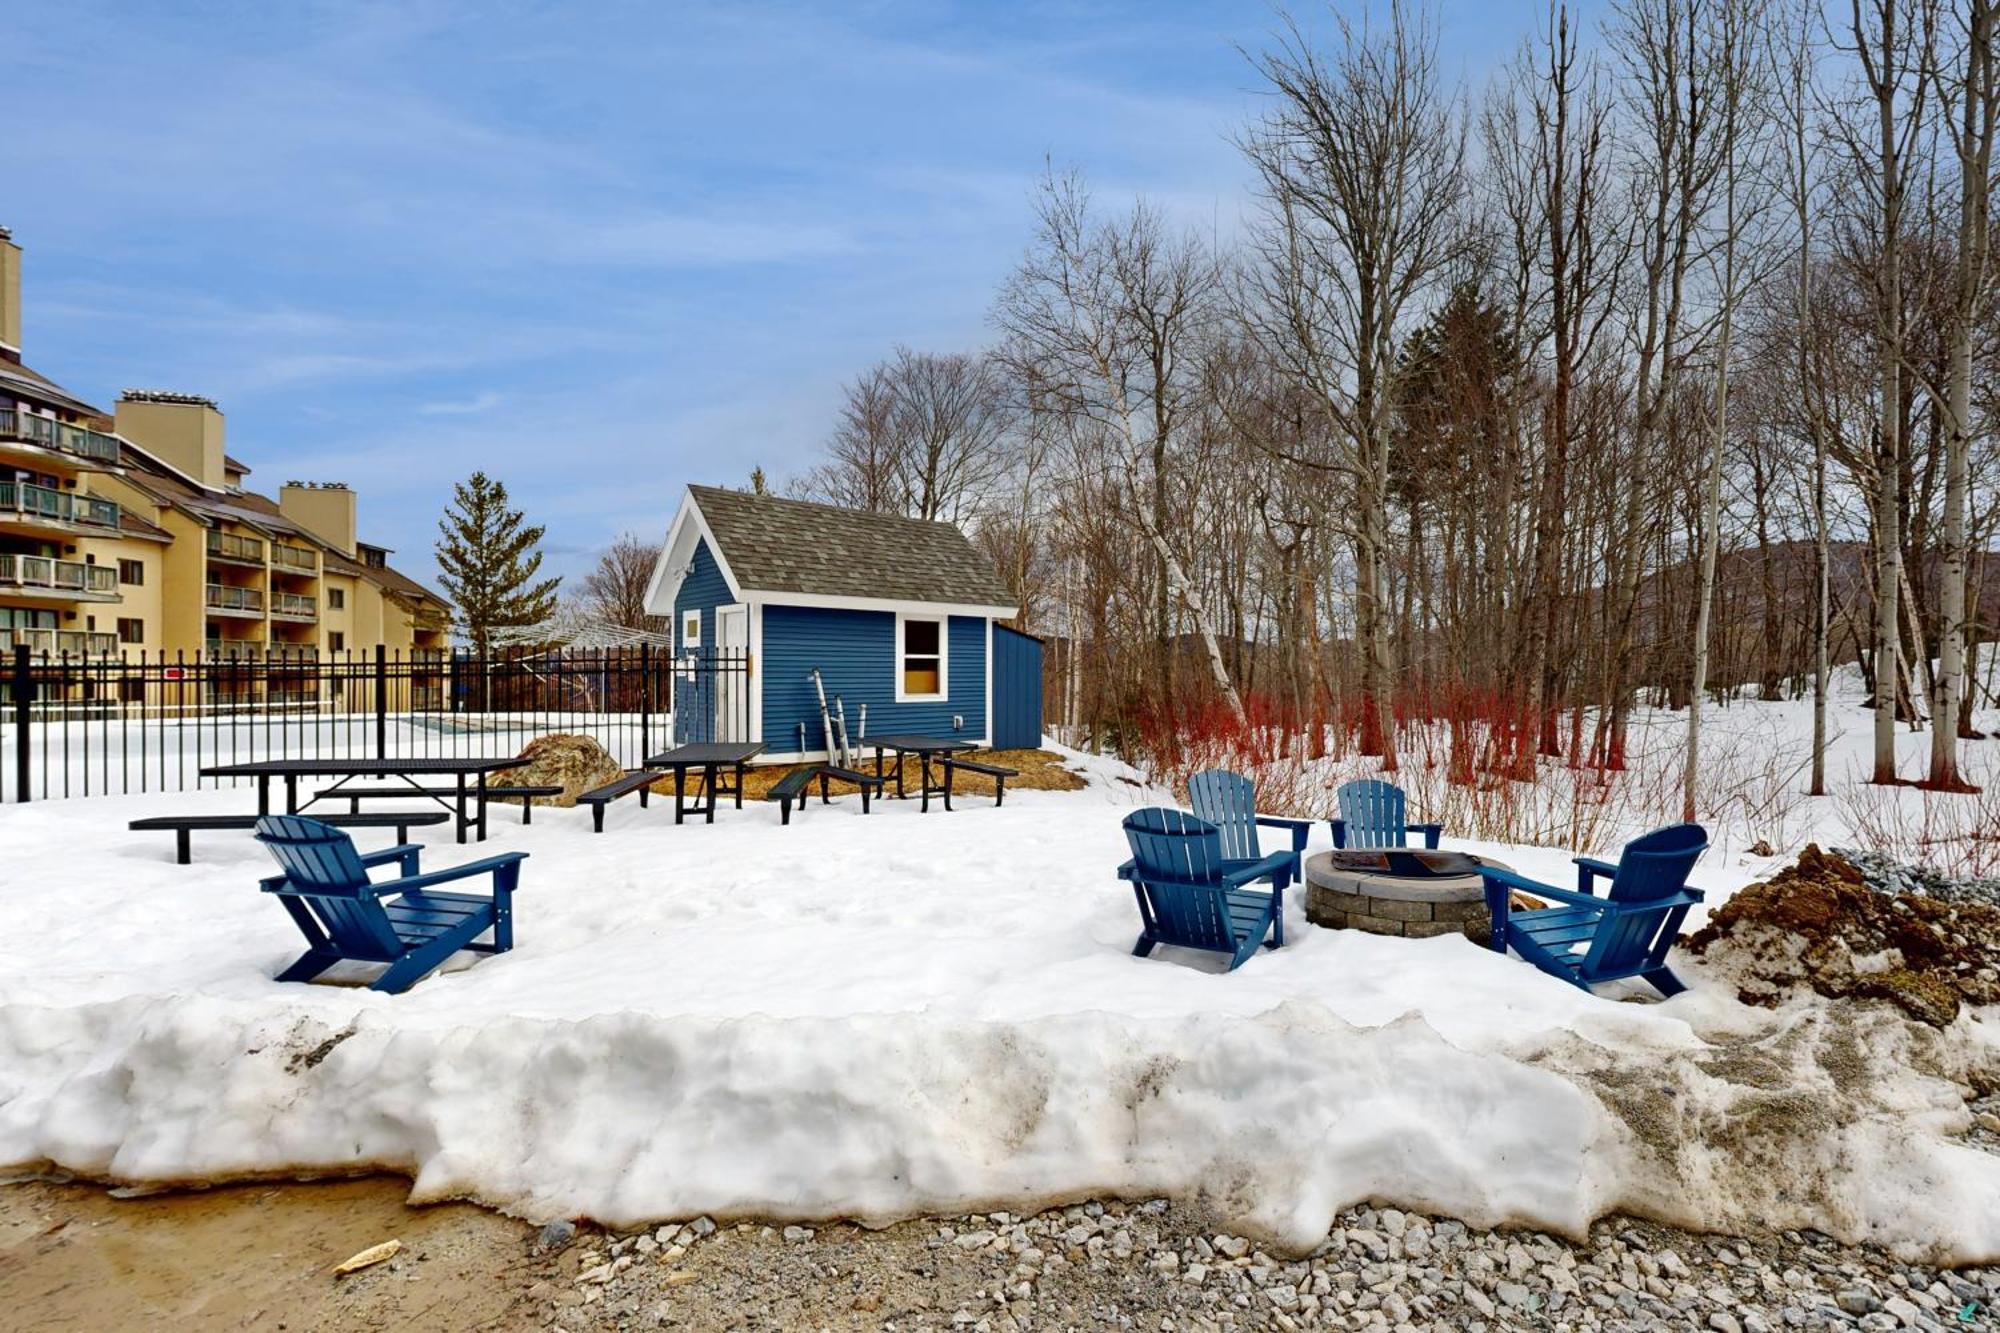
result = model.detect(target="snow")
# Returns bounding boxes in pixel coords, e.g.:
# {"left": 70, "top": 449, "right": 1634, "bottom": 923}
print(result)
{"left": 2, "top": 692, "right": 1998, "bottom": 1263}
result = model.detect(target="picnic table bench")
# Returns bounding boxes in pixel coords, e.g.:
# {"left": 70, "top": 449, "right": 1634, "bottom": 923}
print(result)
{"left": 766, "top": 763, "right": 887, "bottom": 826}
{"left": 313, "top": 784, "right": 565, "bottom": 824}
{"left": 938, "top": 756, "right": 1018, "bottom": 810}
{"left": 577, "top": 770, "right": 657, "bottom": 832}
{"left": 130, "top": 811, "right": 452, "bottom": 865}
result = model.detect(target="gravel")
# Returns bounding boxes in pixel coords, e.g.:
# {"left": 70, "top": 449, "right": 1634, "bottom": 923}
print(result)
{"left": 528, "top": 1199, "right": 1998, "bottom": 1331}
{"left": 1833, "top": 847, "right": 2000, "bottom": 911}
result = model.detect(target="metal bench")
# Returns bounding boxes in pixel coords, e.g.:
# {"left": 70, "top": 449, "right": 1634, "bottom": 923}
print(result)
{"left": 937, "top": 757, "right": 1018, "bottom": 810}
{"left": 576, "top": 770, "right": 658, "bottom": 832}
{"left": 766, "top": 764, "right": 888, "bottom": 825}
{"left": 312, "top": 784, "right": 566, "bottom": 823}
{"left": 129, "top": 811, "right": 452, "bottom": 865}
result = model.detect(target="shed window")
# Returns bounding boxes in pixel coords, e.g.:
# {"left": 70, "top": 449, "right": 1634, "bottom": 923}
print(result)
{"left": 899, "top": 615, "right": 945, "bottom": 699}
{"left": 682, "top": 611, "right": 701, "bottom": 650}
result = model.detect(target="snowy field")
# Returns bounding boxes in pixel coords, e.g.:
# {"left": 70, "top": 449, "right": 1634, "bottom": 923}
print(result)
{"left": 2, "top": 691, "right": 1999, "bottom": 1264}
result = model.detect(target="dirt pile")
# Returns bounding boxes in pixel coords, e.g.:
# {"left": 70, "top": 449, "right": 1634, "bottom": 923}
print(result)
{"left": 1686, "top": 844, "right": 2000, "bottom": 1026}
{"left": 509, "top": 733, "right": 625, "bottom": 806}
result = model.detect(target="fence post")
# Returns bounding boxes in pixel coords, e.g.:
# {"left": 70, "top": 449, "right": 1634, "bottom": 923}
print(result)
{"left": 374, "top": 644, "right": 388, "bottom": 759}
{"left": 640, "top": 642, "right": 652, "bottom": 759}
{"left": 11, "top": 644, "right": 32, "bottom": 802}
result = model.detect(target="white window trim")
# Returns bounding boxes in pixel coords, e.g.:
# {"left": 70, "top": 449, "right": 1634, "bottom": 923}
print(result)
{"left": 895, "top": 611, "right": 948, "bottom": 703}
{"left": 681, "top": 609, "right": 702, "bottom": 650}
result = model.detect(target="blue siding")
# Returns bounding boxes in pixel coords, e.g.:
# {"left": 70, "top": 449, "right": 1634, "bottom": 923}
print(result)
{"left": 672, "top": 538, "right": 736, "bottom": 743}
{"left": 761, "top": 607, "right": 987, "bottom": 755}
{"left": 673, "top": 538, "right": 733, "bottom": 651}
{"left": 991, "top": 625, "right": 1044, "bottom": 750}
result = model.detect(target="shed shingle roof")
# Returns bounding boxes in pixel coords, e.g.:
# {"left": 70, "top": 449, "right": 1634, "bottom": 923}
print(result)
{"left": 688, "top": 485, "right": 1014, "bottom": 609}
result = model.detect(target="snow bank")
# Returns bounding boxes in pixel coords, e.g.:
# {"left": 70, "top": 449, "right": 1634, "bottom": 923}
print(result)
{"left": 2, "top": 744, "right": 1997, "bottom": 1261}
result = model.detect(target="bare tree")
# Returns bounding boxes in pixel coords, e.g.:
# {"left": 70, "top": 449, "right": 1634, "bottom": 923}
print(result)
{"left": 579, "top": 531, "right": 666, "bottom": 632}
{"left": 996, "top": 170, "right": 1246, "bottom": 722}
{"left": 1925, "top": 0, "right": 1998, "bottom": 787}
{"left": 1686, "top": 0, "right": 1775, "bottom": 822}
{"left": 1240, "top": 1, "right": 1466, "bottom": 766}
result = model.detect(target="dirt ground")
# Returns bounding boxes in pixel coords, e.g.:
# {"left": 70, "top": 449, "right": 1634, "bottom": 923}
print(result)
{"left": 0, "top": 1176, "right": 542, "bottom": 1332}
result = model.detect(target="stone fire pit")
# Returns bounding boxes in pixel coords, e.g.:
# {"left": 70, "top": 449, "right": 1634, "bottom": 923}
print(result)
{"left": 1302, "top": 849, "right": 1507, "bottom": 939}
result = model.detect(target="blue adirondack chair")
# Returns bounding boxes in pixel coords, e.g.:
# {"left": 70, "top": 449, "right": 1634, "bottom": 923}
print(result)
{"left": 1480, "top": 823, "right": 1708, "bottom": 997}
{"left": 1188, "top": 768, "right": 1313, "bottom": 889}
{"left": 253, "top": 815, "right": 528, "bottom": 994}
{"left": 1330, "top": 779, "right": 1442, "bottom": 849}
{"left": 1117, "top": 808, "right": 1296, "bottom": 970}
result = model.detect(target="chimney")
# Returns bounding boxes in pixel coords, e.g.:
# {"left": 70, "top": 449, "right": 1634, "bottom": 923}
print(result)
{"left": 280, "top": 481, "right": 357, "bottom": 556}
{"left": 0, "top": 225, "right": 21, "bottom": 354}
{"left": 115, "top": 390, "right": 226, "bottom": 488}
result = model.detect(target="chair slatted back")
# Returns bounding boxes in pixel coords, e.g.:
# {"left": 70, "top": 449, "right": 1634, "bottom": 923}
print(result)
{"left": 254, "top": 816, "right": 403, "bottom": 961}
{"left": 1336, "top": 779, "right": 1409, "bottom": 849}
{"left": 1187, "top": 769, "right": 1260, "bottom": 862}
{"left": 1577, "top": 823, "right": 1708, "bottom": 981}
{"left": 1602, "top": 822, "right": 1709, "bottom": 903}
{"left": 1123, "top": 808, "right": 1236, "bottom": 953}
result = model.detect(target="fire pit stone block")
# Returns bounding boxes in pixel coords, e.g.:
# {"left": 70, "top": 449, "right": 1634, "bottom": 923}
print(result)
{"left": 1302, "top": 850, "right": 1506, "bottom": 941}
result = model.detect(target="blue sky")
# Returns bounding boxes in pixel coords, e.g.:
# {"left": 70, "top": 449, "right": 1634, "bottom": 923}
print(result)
{"left": 8, "top": 1, "right": 1572, "bottom": 585}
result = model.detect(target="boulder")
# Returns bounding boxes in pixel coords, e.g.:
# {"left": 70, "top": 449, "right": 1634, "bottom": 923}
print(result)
{"left": 510, "top": 733, "right": 625, "bottom": 806}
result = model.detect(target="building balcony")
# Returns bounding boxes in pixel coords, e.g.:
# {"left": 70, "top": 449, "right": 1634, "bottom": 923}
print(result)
{"left": 0, "top": 627, "right": 121, "bottom": 657}
{"left": 269, "top": 590, "right": 317, "bottom": 621}
{"left": 204, "top": 583, "right": 264, "bottom": 617}
{"left": 0, "top": 553, "right": 120, "bottom": 600}
{"left": 206, "top": 531, "right": 266, "bottom": 566}
{"left": 204, "top": 638, "right": 260, "bottom": 662}
{"left": 0, "top": 408, "right": 123, "bottom": 467}
{"left": 270, "top": 542, "right": 318, "bottom": 574}
{"left": 0, "top": 480, "right": 120, "bottom": 533}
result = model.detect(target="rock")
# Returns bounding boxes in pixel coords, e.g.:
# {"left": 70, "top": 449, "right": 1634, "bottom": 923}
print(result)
{"left": 1710, "top": 1313, "right": 1743, "bottom": 1333}
{"left": 537, "top": 1219, "right": 578, "bottom": 1253}
{"left": 1837, "top": 1289, "right": 1884, "bottom": 1314}
{"left": 689, "top": 1217, "right": 716, "bottom": 1236}
{"left": 507, "top": 733, "right": 625, "bottom": 807}
{"left": 1496, "top": 1281, "right": 1532, "bottom": 1309}
{"left": 782, "top": 1226, "right": 814, "bottom": 1243}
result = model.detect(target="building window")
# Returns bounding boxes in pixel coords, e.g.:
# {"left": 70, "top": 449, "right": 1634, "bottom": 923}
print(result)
{"left": 898, "top": 614, "right": 946, "bottom": 700}
{"left": 117, "top": 618, "right": 144, "bottom": 644}
{"left": 328, "top": 588, "right": 345, "bottom": 609}
{"left": 329, "top": 631, "right": 346, "bottom": 652}
{"left": 681, "top": 611, "right": 701, "bottom": 650}
{"left": 118, "top": 559, "right": 144, "bottom": 586}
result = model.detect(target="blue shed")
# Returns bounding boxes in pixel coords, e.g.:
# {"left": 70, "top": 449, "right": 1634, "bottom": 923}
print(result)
{"left": 644, "top": 485, "right": 1035, "bottom": 761}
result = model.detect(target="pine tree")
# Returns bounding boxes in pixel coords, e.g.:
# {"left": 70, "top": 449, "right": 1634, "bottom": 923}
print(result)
{"left": 434, "top": 471, "right": 562, "bottom": 657}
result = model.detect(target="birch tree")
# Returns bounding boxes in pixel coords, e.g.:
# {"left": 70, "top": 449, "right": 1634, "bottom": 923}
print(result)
{"left": 1925, "top": 0, "right": 1998, "bottom": 788}
{"left": 996, "top": 171, "right": 1248, "bottom": 723}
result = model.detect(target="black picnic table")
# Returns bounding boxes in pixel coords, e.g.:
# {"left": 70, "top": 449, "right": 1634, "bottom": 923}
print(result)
{"left": 868, "top": 733, "right": 976, "bottom": 813}
{"left": 197, "top": 756, "right": 532, "bottom": 844}
{"left": 642, "top": 741, "right": 766, "bottom": 823}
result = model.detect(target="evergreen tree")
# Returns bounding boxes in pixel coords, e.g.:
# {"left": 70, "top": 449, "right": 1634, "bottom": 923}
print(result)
{"left": 434, "top": 471, "right": 561, "bottom": 657}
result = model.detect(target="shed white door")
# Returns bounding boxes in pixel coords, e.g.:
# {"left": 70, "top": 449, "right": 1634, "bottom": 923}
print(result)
{"left": 714, "top": 605, "right": 749, "bottom": 743}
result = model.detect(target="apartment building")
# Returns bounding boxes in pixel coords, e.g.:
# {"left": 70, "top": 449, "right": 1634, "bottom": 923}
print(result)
{"left": 0, "top": 225, "right": 449, "bottom": 668}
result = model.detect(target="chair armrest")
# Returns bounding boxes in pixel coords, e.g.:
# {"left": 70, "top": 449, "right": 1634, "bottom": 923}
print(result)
{"left": 1116, "top": 858, "right": 1138, "bottom": 883}
{"left": 362, "top": 844, "right": 423, "bottom": 876}
{"left": 1223, "top": 851, "right": 1297, "bottom": 890}
{"left": 1478, "top": 864, "right": 1566, "bottom": 900}
{"left": 1407, "top": 822, "right": 1443, "bottom": 850}
{"left": 1573, "top": 856, "right": 1619, "bottom": 894}
{"left": 1255, "top": 815, "right": 1313, "bottom": 853}
{"left": 1329, "top": 819, "right": 1349, "bottom": 849}
{"left": 378, "top": 851, "right": 530, "bottom": 896}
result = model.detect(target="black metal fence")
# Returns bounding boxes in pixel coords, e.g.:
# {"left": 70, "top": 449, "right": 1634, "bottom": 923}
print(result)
{"left": 2, "top": 645, "right": 752, "bottom": 802}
